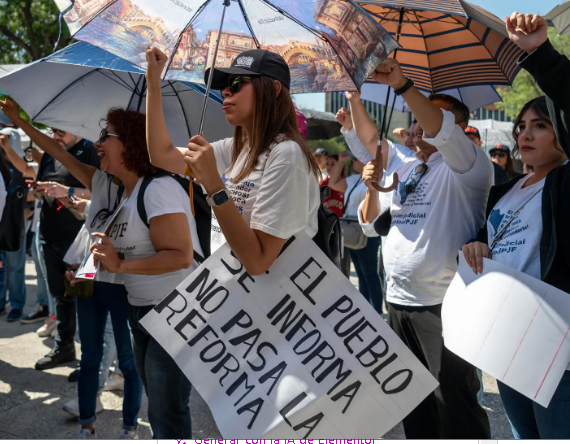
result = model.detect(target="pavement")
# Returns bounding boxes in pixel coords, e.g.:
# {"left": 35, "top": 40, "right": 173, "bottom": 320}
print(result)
{"left": 0, "top": 259, "right": 514, "bottom": 439}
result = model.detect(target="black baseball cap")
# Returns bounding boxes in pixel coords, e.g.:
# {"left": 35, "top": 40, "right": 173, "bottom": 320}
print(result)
{"left": 489, "top": 144, "right": 511, "bottom": 155}
{"left": 464, "top": 126, "right": 481, "bottom": 140}
{"left": 204, "top": 49, "right": 291, "bottom": 91}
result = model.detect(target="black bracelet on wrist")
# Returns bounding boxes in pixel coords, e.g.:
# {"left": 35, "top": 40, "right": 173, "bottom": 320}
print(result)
{"left": 394, "top": 77, "right": 414, "bottom": 96}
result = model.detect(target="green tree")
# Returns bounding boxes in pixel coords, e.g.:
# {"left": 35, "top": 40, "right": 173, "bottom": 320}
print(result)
{"left": 497, "top": 28, "right": 570, "bottom": 119}
{"left": 0, "top": 0, "right": 71, "bottom": 64}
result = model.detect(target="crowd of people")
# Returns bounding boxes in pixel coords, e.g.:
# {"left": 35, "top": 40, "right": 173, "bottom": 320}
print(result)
{"left": 0, "top": 10, "right": 568, "bottom": 440}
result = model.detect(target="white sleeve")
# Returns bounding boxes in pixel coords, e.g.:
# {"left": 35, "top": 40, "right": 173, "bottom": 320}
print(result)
{"left": 357, "top": 198, "right": 382, "bottom": 238}
{"left": 0, "top": 178, "right": 6, "bottom": 221}
{"left": 144, "top": 177, "right": 188, "bottom": 222}
{"left": 250, "top": 143, "right": 318, "bottom": 239}
{"left": 211, "top": 138, "right": 234, "bottom": 177}
{"left": 423, "top": 109, "right": 493, "bottom": 192}
{"left": 386, "top": 140, "right": 416, "bottom": 175}
{"left": 340, "top": 128, "right": 374, "bottom": 164}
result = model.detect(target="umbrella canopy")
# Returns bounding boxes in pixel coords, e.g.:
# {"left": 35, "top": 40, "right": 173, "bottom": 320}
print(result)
{"left": 300, "top": 108, "right": 342, "bottom": 140}
{"left": 0, "top": 42, "right": 232, "bottom": 146}
{"left": 357, "top": 0, "right": 523, "bottom": 92}
{"left": 361, "top": 82, "right": 502, "bottom": 111}
{"left": 54, "top": 0, "right": 399, "bottom": 94}
{"left": 546, "top": 1, "right": 570, "bottom": 35}
{"left": 0, "top": 65, "right": 21, "bottom": 95}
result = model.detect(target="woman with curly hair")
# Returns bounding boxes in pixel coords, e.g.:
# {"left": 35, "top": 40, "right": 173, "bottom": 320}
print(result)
{"left": 0, "top": 101, "right": 199, "bottom": 439}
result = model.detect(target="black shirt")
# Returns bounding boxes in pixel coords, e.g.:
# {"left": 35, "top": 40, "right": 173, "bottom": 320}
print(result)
{"left": 37, "top": 139, "right": 100, "bottom": 243}
{"left": 492, "top": 162, "right": 509, "bottom": 186}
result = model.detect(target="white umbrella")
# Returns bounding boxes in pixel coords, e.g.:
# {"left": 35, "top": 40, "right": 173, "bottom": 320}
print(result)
{"left": 0, "top": 42, "right": 232, "bottom": 146}
{"left": 361, "top": 83, "right": 503, "bottom": 112}
{"left": 546, "top": 1, "right": 570, "bottom": 35}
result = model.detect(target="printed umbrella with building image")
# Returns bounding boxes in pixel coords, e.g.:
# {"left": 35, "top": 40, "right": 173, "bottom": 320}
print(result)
{"left": 54, "top": 0, "right": 400, "bottom": 133}
{"left": 355, "top": 0, "right": 524, "bottom": 135}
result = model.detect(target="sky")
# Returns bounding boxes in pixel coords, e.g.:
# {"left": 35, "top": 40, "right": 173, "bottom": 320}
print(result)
{"left": 293, "top": 0, "right": 564, "bottom": 111}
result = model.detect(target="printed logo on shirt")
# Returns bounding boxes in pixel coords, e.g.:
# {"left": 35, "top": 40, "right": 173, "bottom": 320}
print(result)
{"left": 109, "top": 222, "right": 128, "bottom": 241}
{"left": 489, "top": 209, "right": 505, "bottom": 234}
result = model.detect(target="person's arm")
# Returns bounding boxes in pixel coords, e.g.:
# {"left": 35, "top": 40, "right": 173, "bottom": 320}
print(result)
{"left": 0, "top": 99, "right": 96, "bottom": 189}
{"left": 372, "top": 60, "right": 444, "bottom": 138}
{"left": 328, "top": 152, "right": 349, "bottom": 192}
{"left": 145, "top": 47, "right": 186, "bottom": 175}
{"left": 422, "top": 110, "right": 493, "bottom": 190}
{"left": 373, "top": 59, "right": 492, "bottom": 189}
{"left": 358, "top": 160, "right": 393, "bottom": 237}
{"left": 346, "top": 92, "right": 390, "bottom": 170}
{"left": 0, "top": 135, "right": 36, "bottom": 178}
{"left": 91, "top": 212, "right": 193, "bottom": 275}
{"left": 508, "top": 13, "right": 570, "bottom": 158}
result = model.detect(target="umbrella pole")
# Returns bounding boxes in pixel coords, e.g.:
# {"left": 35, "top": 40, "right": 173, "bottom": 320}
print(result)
{"left": 197, "top": 0, "right": 231, "bottom": 136}
{"left": 137, "top": 77, "right": 147, "bottom": 112}
{"left": 379, "top": 9, "right": 404, "bottom": 139}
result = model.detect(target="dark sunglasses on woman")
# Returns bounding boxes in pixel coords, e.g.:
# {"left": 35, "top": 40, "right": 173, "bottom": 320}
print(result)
{"left": 98, "top": 128, "right": 119, "bottom": 143}
{"left": 222, "top": 75, "right": 252, "bottom": 94}
{"left": 491, "top": 152, "right": 507, "bottom": 158}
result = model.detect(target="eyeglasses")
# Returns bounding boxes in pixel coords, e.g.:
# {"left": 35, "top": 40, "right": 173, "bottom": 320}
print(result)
{"left": 98, "top": 128, "right": 119, "bottom": 143}
{"left": 404, "top": 163, "right": 428, "bottom": 195}
{"left": 491, "top": 152, "right": 507, "bottom": 158}
{"left": 222, "top": 75, "right": 251, "bottom": 94}
{"left": 48, "top": 127, "right": 66, "bottom": 137}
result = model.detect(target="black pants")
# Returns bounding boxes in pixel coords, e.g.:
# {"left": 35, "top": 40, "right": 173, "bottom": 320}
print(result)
{"left": 42, "top": 238, "right": 76, "bottom": 350}
{"left": 128, "top": 305, "right": 192, "bottom": 439}
{"left": 387, "top": 302, "right": 491, "bottom": 439}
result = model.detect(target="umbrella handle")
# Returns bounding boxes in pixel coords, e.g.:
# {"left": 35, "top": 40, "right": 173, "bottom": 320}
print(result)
{"left": 371, "top": 135, "right": 399, "bottom": 193}
{"left": 372, "top": 173, "right": 398, "bottom": 193}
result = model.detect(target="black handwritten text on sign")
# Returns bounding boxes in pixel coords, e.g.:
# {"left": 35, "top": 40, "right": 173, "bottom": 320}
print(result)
{"left": 141, "top": 233, "right": 438, "bottom": 438}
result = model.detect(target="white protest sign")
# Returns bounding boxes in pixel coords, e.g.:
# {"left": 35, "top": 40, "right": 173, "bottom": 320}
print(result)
{"left": 442, "top": 254, "right": 570, "bottom": 407}
{"left": 141, "top": 232, "right": 438, "bottom": 438}
{"left": 75, "top": 197, "right": 126, "bottom": 280}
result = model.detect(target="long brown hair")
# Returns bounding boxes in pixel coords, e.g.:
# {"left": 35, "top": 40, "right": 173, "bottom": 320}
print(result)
{"left": 229, "top": 76, "right": 321, "bottom": 183}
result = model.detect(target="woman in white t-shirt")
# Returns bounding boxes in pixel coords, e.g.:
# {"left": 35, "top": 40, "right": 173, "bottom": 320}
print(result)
{"left": 329, "top": 151, "right": 383, "bottom": 313}
{"left": 462, "top": 94, "right": 568, "bottom": 438}
{"left": 145, "top": 47, "right": 320, "bottom": 276}
{"left": 0, "top": 102, "right": 198, "bottom": 439}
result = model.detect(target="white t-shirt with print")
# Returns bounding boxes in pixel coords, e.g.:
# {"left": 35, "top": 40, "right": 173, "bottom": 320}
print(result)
{"left": 359, "top": 109, "right": 494, "bottom": 306}
{"left": 487, "top": 174, "right": 544, "bottom": 280}
{"left": 343, "top": 174, "right": 366, "bottom": 218}
{"left": 107, "top": 175, "right": 202, "bottom": 306}
{"left": 85, "top": 170, "right": 124, "bottom": 285}
{"left": 210, "top": 138, "right": 320, "bottom": 253}
{"left": 0, "top": 173, "right": 6, "bottom": 222}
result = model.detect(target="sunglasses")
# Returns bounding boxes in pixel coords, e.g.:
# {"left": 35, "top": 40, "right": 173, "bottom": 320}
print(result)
{"left": 404, "top": 163, "right": 428, "bottom": 195}
{"left": 48, "top": 127, "right": 66, "bottom": 137}
{"left": 222, "top": 75, "right": 252, "bottom": 94}
{"left": 98, "top": 128, "right": 119, "bottom": 143}
{"left": 491, "top": 152, "right": 507, "bottom": 158}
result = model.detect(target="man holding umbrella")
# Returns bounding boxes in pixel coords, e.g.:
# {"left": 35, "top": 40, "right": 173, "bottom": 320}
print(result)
{"left": 358, "top": 59, "right": 494, "bottom": 438}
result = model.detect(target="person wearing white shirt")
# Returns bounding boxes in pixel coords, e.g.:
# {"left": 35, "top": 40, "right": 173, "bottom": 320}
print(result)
{"left": 463, "top": 13, "right": 570, "bottom": 439}
{"left": 358, "top": 59, "right": 494, "bottom": 438}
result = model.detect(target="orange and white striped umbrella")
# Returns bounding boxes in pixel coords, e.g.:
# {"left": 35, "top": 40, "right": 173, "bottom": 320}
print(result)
{"left": 357, "top": 0, "right": 523, "bottom": 93}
